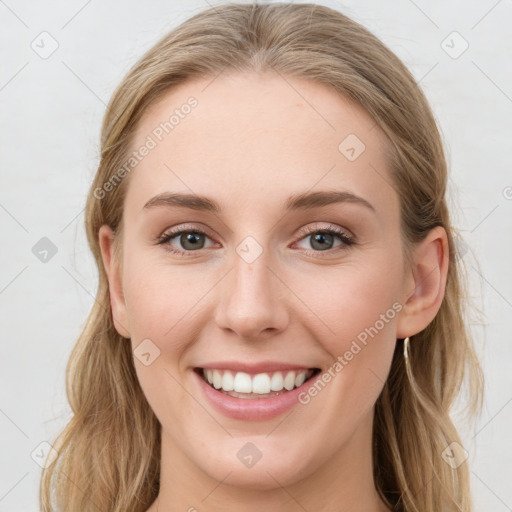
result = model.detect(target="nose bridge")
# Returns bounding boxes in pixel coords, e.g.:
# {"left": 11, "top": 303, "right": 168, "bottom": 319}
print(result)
{"left": 214, "top": 238, "right": 288, "bottom": 339}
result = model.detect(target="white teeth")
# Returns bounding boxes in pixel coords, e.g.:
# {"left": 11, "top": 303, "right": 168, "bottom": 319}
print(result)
{"left": 233, "top": 372, "right": 252, "bottom": 393}
{"left": 212, "top": 370, "right": 222, "bottom": 389}
{"left": 270, "top": 372, "right": 284, "bottom": 391}
{"left": 202, "top": 368, "right": 313, "bottom": 394}
{"left": 221, "top": 370, "right": 234, "bottom": 391}
{"left": 252, "top": 373, "right": 271, "bottom": 394}
{"left": 283, "top": 371, "right": 295, "bottom": 391}
{"left": 294, "top": 371, "right": 306, "bottom": 387}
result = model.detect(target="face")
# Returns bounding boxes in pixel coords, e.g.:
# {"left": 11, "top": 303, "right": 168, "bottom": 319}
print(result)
{"left": 100, "top": 71, "right": 414, "bottom": 491}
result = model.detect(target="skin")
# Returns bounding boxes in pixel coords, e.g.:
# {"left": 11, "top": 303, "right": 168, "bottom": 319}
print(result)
{"left": 99, "top": 71, "right": 449, "bottom": 512}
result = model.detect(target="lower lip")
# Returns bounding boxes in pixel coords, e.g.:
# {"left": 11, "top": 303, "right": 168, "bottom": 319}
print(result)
{"left": 193, "top": 369, "right": 320, "bottom": 421}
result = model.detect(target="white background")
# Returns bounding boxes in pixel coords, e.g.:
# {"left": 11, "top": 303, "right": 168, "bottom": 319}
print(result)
{"left": 1, "top": 0, "right": 511, "bottom": 510}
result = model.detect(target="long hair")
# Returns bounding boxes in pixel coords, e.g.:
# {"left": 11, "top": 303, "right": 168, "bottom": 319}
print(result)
{"left": 40, "top": 3, "right": 485, "bottom": 511}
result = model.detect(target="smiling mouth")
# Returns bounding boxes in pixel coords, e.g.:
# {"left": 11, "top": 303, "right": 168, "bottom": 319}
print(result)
{"left": 194, "top": 367, "right": 321, "bottom": 399}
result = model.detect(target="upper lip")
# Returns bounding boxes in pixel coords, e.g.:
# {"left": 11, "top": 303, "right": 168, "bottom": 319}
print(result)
{"left": 195, "top": 361, "right": 320, "bottom": 374}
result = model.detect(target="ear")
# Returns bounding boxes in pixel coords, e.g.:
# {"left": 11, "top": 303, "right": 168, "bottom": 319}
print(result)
{"left": 396, "top": 226, "right": 449, "bottom": 339}
{"left": 98, "top": 224, "right": 131, "bottom": 339}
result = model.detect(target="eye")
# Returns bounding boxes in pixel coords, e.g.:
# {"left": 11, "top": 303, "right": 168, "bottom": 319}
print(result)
{"left": 156, "top": 226, "right": 216, "bottom": 256}
{"left": 156, "top": 223, "right": 355, "bottom": 257}
{"left": 294, "top": 224, "right": 355, "bottom": 254}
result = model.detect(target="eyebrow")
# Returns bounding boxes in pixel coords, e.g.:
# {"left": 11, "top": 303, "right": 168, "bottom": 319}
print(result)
{"left": 142, "top": 190, "right": 376, "bottom": 214}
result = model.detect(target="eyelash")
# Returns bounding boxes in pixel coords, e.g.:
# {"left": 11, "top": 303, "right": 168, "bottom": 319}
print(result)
{"left": 155, "top": 223, "right": 355, "bottom": 258}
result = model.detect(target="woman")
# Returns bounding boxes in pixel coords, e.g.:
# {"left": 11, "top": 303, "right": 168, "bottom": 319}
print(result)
{"left": 40, "top": 3, "right": 484, "bottom": 511}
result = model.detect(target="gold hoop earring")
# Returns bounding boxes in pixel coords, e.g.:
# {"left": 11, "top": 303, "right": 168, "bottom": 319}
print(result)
{"left": 403, "top": 336, "right": 410, "bottom": 361}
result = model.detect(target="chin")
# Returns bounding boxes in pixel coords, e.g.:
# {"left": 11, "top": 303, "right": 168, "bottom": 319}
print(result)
{"left": 195, "top": 443, "right": 316, "bottom": 491}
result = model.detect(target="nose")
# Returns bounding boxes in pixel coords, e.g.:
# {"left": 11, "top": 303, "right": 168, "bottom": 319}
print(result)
{"left": 213, "top": 250, "right": 289, "bottom": 341}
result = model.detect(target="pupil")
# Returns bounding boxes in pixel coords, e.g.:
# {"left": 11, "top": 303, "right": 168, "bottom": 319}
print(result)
{"left": 312, "top": 233, "right": 333, "bottom": 251}
{"left": 182, "top": 232, "right": 203, "bottom": 250}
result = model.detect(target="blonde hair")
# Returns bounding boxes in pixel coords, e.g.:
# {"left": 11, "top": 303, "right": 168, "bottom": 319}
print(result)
{"left": 40, "top": 3, "right": 485, "bottom": 511}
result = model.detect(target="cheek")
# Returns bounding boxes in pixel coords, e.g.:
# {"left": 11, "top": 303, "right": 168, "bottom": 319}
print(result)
{"left": 121, "top": 249, "right": 198, "bottom": 337}
{"left": 292, "top": 257, "right": 401, "bottom": 406}
{"left": 122, "top": 260, "right": 198, "bottom": 424}
{"left": 294, "top": 257, "right": 401, "bottom": 342}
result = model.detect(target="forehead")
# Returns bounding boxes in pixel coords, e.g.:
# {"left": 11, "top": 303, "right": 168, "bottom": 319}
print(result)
{"left": 124, "top": 71, "right": 398, "bottom": 223}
